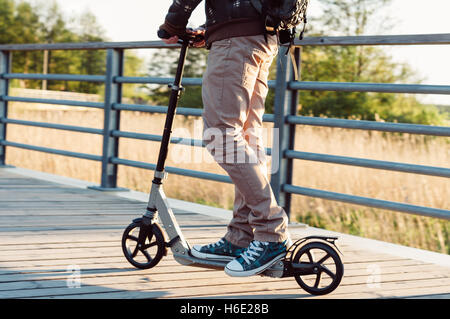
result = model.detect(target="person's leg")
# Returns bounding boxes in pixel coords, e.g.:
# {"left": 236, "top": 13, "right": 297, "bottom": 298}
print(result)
{"left": 191, "top": 37, "right": 249, "bottom": 259}
{"left": 202, "top": 35, "right": 289, "bottom": 246}
{"left": 209, "top": 35, "right": 292, "bottom": 277}
{"left": 224, "top": 59, "right": 272, "bottom": 247}
{"left": 193, "top": 34, "right": 290, "bottom": 266}
{"left": 226, "top": 186, "right": 254, "bottom": 247}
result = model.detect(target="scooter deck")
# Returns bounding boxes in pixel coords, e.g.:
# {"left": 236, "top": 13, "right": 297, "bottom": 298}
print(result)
{"left": 174, "top": 253, "right": 228, "bottom": 270}
{"left": 173, "top": 252, "right": 285, "bottom": 277}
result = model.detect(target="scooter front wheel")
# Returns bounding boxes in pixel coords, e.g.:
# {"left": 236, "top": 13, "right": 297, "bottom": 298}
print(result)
{"left": 122, "top": 219, "right": 166, "bottom": 269}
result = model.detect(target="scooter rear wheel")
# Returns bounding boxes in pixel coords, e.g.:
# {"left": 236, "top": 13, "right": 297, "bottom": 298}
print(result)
{"left": 292, "top": 241, "right": 344, "bottom": 295}
{"left": 122, "top": 220, "right": 166, "bottom": 269}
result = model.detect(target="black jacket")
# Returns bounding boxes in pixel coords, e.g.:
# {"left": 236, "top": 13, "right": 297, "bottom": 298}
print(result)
{"left": 161, "top": 0, "right": 264, "bottom": 44}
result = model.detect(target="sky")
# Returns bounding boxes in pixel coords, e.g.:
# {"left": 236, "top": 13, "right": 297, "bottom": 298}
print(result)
{"left": 30, "top": 0, "right": 450, "bottom": 105}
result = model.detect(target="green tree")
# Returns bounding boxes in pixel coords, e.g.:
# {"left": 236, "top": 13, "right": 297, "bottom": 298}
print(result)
{"left": 317, "top": 0, "right": 394, "bottom": 36}
{"left": 1, "top": 0, "right": 108, "bottom": 93}
{"left": 37, "top": 1, "right": 82, "bottom": 91}
{"left": 122, "top": 51, "right": 147, "bottom": 103}
{"left": 297, "top": 0, "right": 443, "bottom": 125}
{"left": 0, "top": 0, "right": 15, "bottom": 44}
{"left": 75, "top": 10, "right": 107, "bottom": 94}
{"left": 8, "top": 1, "right": 43, "bottom": 88}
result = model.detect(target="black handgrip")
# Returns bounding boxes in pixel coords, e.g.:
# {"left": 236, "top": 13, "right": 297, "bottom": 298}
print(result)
{"left": 158, "top": 29, "right": 172, "bottom": 39}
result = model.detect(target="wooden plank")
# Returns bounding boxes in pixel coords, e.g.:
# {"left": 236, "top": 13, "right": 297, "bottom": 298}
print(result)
{"left": 406, "top": 293, "right": 450, "bottom": 299}
{"left": 211, "top": 277, "right": 450, "bottom": 299}
{"left": 14, "top": 273, "right": 450, "bottom": 299}
{"left": 192, "top": 278, "right": 450, "bottom": 299}
{"left": 0, "top": 217, "right": 227, "bottom": 231}
{"left": 0, "top": 248, "right": 447, "bottom": 298}
{"left": 0, "top": 268, "right": 272, "bottom": 293}
{"left": 0, "top": 256, "right": 427, "bottom": 276}
{"left": 0, "top": 224, "right": 227, "bottom": 233}
{"left": 0, "top": 256, "right": 417, "bottom": 278}
{"left": 0, "top": 212, "right": 220, "bottom": 221}
{"left": 318, "top": 285, "right": 450, "bottom": 299}
{"left": 0, "top": 237, "right": 352, "bottom": 253}
{"left": 0, "top": 244, "right": 412, "bottom": 264}
{"left": 0, "top": 237, "right": 409, "bottom": 262}
{"left": 0, "top": 250, "right": 394, "bottom": 267}
{"left": 0, "top": 258, "right": 448, "bottom": 298}
{"left": 0, "top": 211, "right": 142, "bottom": 217}
{"left": 1, "top": 261, "right": 446, "bottom": 287}
{"left": 0, "top": 198, "right": 140, "bottom": 204}
{"left": 0, "top": 228, "right": 225, "bottom": 244}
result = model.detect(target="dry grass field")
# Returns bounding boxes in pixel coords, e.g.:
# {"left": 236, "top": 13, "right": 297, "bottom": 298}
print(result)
{"left": 4, "top": 90, "right": 450, "bottom": 254}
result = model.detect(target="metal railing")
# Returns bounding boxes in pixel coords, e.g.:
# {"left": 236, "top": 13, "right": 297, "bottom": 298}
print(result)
{"left": 0, "top": 34, "right": 449, "bottom": 220}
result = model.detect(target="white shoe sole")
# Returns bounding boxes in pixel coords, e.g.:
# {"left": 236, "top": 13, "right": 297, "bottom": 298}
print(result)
{"left": 190, "top": 246, "right": 235, "bottom": 261}
{"left": 224, "top": 253, "right": 285, "bottom": 277}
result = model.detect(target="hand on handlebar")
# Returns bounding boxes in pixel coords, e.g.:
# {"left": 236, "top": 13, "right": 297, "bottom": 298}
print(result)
{"left": 158, "top": 27, "right": 205, "bottom": 48}
{"left": 157, "top": 28, "right": 179, "bottom": 44}
{"left": 162, "top": 35, "right": 179, "bottom": 45}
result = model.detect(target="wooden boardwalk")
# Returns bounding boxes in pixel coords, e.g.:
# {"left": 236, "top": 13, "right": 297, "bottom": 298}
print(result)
{"left": 0, "top": 167, "right": 449, "bottom": 299}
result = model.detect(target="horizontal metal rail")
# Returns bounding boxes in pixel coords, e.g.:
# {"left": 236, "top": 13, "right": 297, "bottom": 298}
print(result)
{"left": 285, "top": 150, "right": 450, "bottom": 178}
{"left": 286, "top": 115, "right": 450, "bottom": 136}
{"left": 3, "top": 73, "right": 105, "bottom": 82}
{"left": 112, "top": 103, "right": 203, "bottom": 117}
{"left": 116, "top": 76, "right": 450, "bottom": 95}
{"left": 0, "top": 40, "right": 170, "bottom": 51}
{"left": 0, "top": 118, "right": 103, "bottom": 135}
{"left": 0, "top": 34, "right": 449, "bottom": 52}
{"left": 0, "top": 140, "right": 102, "bottom": 161}
{"left": 1, "top": 92, "right": 275, "bottom": 122}
{"left": 3, "top": 96, "right": 104, "bottom": 109}
{"left": 1, "top": 34, "right": 449, "bottom": 222}
{"left": 117, "top": 76, "right": 278, "bottom": 89}
{"left": 112, "top": 129, "right": 273, "bottom": 155}
{"left": 111, "top": 130, "right": 205, "bottom": 147}
{"left": 115, "top": 76, "right": 202, "bottom": 86}
{"left": 290, "top": 81, "right": 450, "bottom": 95}
{"left": 295, "top": 33, "right": 450, "bottom": 46}
{"left": 111, "top": 157, "right": 232, "bottom": 183}
{"left": 283, "top": 184, "right": 450, "bottom": 220}
{"left": 112, "top": 103, "right": 276, "bottom": 122}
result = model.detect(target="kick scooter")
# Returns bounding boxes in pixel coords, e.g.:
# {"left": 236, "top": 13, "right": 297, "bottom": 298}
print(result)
{"left": 121, "top": 30, "right": 344, "bottom": 296}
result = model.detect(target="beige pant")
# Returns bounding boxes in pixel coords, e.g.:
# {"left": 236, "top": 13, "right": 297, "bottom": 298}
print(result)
{"left": 202, "top": 34, "right": 289, "bottom": 248}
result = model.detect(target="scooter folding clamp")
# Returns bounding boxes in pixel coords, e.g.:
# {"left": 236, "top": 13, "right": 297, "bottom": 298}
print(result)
{"left": 154, "top": 170, "right": 168, "bottom": 180}
{"left": 168, "top": 83, "right": 185, "bottom": 92}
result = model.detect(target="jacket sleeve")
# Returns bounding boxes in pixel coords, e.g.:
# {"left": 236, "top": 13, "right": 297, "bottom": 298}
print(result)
{"left": 160, "top": 0, "right": 203, "bottom": 36}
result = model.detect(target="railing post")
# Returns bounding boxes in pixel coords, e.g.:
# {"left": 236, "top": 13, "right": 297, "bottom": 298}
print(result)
{"left": 270, "top": 46, "right": 301, "bottom": 220}
{"left": 89, "top": 48, "right": 127, "bottom": 191}
{"left": 0, "top": 51, "right": 11, "bottom": 167}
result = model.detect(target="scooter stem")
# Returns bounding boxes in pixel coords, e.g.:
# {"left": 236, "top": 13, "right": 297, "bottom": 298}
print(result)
{"left": 154, "top": 40, "right": 190, "bottom": 183}
{"left": 141, "top": 40, "right": 192, "bottom": 259}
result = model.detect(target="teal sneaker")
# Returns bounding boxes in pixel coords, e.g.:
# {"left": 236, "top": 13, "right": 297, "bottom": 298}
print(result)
{"left": 224, "top": 240, "right": 288, "bottom": 277}
{"left": 191, "top": 238, "right": 245, "bottom": 261}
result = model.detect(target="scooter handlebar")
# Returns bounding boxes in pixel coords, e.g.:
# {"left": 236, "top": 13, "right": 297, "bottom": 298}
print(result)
{"left": 157, "top": 29, "right": 172, "bottom": 39}
{"left": 158, "top": 28, "right": 205, "bottom": 47}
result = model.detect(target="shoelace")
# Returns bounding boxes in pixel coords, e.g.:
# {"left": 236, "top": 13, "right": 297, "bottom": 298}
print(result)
{"left": 206, "top": 238, "right": 225, "bottom": 248}
{"left": 241, "top": 241, "right": 268, "bottom": 265}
